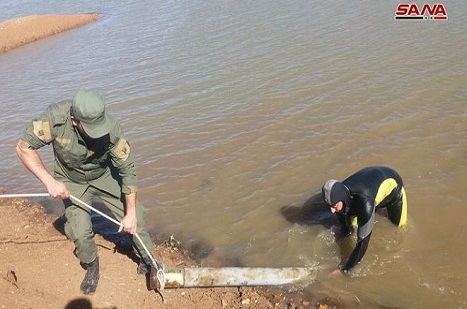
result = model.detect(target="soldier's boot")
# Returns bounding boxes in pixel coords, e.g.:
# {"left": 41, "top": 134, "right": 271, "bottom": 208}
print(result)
{"left": 137, "top": 256, "right": 151, "bottom": 275}
{"left": 80, "top": 257, "right": 100, "bottom": 295}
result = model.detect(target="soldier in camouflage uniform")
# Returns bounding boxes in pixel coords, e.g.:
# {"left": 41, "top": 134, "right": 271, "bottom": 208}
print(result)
{"left": 16, "top": 89, "right": 154, "bottom": 295}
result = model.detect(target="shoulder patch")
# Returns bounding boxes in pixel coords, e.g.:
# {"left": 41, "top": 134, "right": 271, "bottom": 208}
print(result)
{"left": 114, "top": 138, "right": 130, "bottom": 161}
{"left": 33, "top": 120, "right": 53, "bottom": 143}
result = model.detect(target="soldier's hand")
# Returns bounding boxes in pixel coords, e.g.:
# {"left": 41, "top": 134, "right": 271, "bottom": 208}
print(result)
{"left": 46, "top": 180, "right": 70, "bottom": 199}
{"left": 119, "top": 214, "right": 137, "bottom": 235}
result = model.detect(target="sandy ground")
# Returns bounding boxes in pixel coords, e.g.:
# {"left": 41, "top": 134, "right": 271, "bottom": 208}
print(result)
{"left": 0, "top": 14, "right": 333, "bottom": 309}
{"left": 0, "top": 14, "right": 100, "bottom": 54}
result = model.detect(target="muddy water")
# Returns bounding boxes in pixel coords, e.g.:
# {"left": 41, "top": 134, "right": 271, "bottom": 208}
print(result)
{"left": 0, "top": 1, "right": 466, "bottom": 307}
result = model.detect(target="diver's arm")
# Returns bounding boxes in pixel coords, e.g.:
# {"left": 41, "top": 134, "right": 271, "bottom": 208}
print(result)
{"left": 342, "top": 232, "right": 372, "bottom": 272}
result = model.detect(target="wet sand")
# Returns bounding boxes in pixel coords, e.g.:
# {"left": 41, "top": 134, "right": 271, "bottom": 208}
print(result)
{"left": 0, "top": 14, "right": 100, "bottom": 54}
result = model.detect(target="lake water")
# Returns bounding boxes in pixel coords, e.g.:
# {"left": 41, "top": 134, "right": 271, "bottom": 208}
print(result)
{"left": 0, "top": 1, "right": 466, "bottom": 308}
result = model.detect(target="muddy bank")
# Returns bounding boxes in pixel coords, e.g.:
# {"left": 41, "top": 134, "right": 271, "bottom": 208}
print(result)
{"left": 0, "top": 14, "right": 100, "bottom": 54}
{"left": 0, "top": 196, "right": 334, "bottom": 308}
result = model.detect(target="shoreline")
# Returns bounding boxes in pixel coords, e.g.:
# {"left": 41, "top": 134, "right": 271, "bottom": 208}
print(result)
{"left": 1, "top": 196, "right": 315, "bottom": 308}
{"left": 0, "top": 14, "right": 100, "bottom": 54}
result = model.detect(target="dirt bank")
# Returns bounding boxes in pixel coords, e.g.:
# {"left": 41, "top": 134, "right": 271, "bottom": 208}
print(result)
{"left": 0, "top": 14, "right": 100, "bottom": 54}
{"left": 0, "top": 196, "right": 333, "bottom": 308}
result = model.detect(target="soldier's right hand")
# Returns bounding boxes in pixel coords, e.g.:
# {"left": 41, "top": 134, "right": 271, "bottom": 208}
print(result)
{"left": 46, "top": 180, "right": 70, "bottom": 199}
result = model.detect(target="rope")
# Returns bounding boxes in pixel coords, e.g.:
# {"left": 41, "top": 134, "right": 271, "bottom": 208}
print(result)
{"left": 0, "top": 193, "right": 166, "bottom": 294}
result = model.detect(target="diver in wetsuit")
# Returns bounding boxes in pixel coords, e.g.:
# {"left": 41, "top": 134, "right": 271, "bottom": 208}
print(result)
{"left": 321, "top": 166, "right": 408, "bottom": 277}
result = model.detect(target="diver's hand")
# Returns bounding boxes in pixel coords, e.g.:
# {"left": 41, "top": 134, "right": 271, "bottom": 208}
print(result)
{"left": 328, "top": 269, "right": 342, "bottom": 278}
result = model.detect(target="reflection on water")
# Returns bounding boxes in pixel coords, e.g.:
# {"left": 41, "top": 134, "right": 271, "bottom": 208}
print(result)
{"left": 0, "top": 1, "right": 466, "bottom": 307}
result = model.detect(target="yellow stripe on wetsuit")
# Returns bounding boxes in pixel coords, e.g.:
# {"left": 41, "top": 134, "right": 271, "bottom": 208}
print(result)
{"left": 375, "top": 178, "right": 398, "bottom": 205}
{"left": 399, "top": 187, "right": 407, "bottom": 226}
{"left": 375, "top": 178, "right": 407, "bottom": 226}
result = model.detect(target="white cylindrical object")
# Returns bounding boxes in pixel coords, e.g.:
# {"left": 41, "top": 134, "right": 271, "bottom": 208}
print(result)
{"left": 164, "top": 267, "right": 316, "bottom": 288}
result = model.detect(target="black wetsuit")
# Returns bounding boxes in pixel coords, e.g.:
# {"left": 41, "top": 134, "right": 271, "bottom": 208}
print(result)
{"left": 338, "top": 166, "right": 407, "bottom": 272}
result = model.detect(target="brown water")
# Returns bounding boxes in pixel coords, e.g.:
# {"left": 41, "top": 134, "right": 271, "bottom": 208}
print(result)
{"left": 0, "top": 1, "right": 466, "bottom": 307}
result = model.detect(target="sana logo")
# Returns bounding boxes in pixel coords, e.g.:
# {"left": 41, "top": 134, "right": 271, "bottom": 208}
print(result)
{"left": 395, "top": 3, "right": 448, "bottom": 20}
